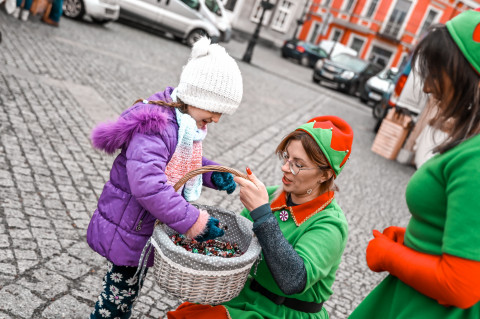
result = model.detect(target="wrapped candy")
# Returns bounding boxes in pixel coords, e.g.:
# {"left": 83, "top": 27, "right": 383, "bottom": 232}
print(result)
{"left": 170, "top": 234, "right": 243, "bottom": 258}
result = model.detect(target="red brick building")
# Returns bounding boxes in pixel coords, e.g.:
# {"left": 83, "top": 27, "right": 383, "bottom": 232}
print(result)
{"left": 298, "top": 0, "right": 480, "bottom": 68}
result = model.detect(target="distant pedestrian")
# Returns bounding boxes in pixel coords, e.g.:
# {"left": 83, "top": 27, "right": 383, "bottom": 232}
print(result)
{"left": 41, "top": 0, "right": 63, "bottom": 27}
{"left": 167, "top": 116, "right": 353, "bottom": 319}
{"left": 6, "top": 0, "right": 32, "bottom": 21}
{"left": 350, "top": 9, "right": 480, "bottom": 319}
{"left": 86, "top": 36, "right": 243, "bottom": 319}
{"left": 3, "top": 0, "right": 16, "bottom": 15}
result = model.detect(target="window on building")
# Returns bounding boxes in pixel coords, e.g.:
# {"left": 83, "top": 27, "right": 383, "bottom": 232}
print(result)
{"left": 351, "top": 37, "right": 365, "bottom": 53}
{"left": 271, "top": 0, "right": 296, "bottom": 32}
{"left": 369, "top": 45, "right": 393, "bottom": 68}
{"left": 365, "top": 0, "right": 378, "bottom": 18}
{"left": 344, "top": 0, "right": 355, "bottom": 12}
{"left": 309, "top": 22, "right": 321, "bottom": 43}
{"left": 383, "top": 0, "right": 411, "bottom": 38}
{"left": 250, "top": 0, "right": 277, "bottom": 25}
{"left": 419, "top": 9, "right": 438, "bottom": 36}
{"left": 331, "top": 29, "right": 343, "bottom": 41}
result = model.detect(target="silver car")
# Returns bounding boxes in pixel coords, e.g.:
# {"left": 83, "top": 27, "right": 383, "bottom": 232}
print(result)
{"left": 118, "top": 0, "right": 228, "bottom": 46}
{"left": 63, "top": 0, "right": 120, "bottom": 24}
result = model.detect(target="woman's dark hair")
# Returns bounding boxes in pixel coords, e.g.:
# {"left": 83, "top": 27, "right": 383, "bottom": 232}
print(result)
{"left": 412, "top": 24, "right": 480, "bottom": 153}
{"left": 275, "top": 130, "right": 337, "bottom": 193}
{"left": 133, "top": 98, "right": 189, "bottom": 113}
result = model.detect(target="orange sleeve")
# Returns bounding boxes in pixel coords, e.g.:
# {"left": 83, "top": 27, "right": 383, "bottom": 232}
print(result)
{"left": 367, "top": 230, "right": 480, "bottom": 309}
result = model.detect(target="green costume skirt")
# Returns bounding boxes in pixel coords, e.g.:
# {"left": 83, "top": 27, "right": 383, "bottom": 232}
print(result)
{"left": 349, "top": 275, "right": 480, "bottom": 319}
{"left": 224, "top": 280, "right": 329, "bottom": 319}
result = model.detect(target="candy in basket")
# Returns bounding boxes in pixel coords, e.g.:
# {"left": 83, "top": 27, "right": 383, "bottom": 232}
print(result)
{"left": 139, "top": 166, "right": 262, "bottom": 305}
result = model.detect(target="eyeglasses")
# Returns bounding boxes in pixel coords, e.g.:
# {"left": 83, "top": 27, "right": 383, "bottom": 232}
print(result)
{"left": 281, "top": 152, "right": 319, "bottom": 176}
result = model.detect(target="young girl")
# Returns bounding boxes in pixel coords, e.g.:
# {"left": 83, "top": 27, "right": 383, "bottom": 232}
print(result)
{"left": 87, "top": 37, "right": 243, "bottom": 319}
{"left": 350, "top": 9, "right": 480, "bottom": 319}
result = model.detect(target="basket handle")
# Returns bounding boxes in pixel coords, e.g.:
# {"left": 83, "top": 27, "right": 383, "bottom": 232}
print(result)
{"left": 173, "top": 165, "right": 248, "bottom": 191}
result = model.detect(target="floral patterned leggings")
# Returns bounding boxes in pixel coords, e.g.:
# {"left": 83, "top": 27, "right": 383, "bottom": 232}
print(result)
{"left": 90, "top": 262, "right": 148, "bottom": 319}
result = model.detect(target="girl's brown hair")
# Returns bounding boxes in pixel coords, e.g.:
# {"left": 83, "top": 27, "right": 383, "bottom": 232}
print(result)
{"left": 275, "top": 130, "right": 337, "bottom": 193}
{"left": 412, "top": 25, "right": 480, "bottom": 153}
{"left": 132, "top": 98, "right": 189, "bottom": 113}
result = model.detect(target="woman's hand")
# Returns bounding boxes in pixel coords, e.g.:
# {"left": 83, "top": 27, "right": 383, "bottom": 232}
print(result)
{"left": 233, "top": 168, "right": 269, "bottom": 212}
{"left": 382, "top": 226, "right": 406, "bottom": 245}
{"left": 366, "top": 230, "right": 397, "bottom": 272}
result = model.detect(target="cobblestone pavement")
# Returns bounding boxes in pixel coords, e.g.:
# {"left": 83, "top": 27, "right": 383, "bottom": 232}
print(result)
{"left": 0, "top": 10, "right": 415, "bottom": 318}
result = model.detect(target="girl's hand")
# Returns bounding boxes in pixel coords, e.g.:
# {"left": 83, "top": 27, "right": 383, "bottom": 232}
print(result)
{"left": 233, "top": 168, "right": 269, "bottom": 212}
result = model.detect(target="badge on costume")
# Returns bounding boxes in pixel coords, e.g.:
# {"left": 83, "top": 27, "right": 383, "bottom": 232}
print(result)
{"left": 279, "top": 210, "right": 289, "bottom": 222}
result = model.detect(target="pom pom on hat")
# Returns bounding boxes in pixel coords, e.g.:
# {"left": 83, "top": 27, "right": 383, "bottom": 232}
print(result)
{"left": 446, "top": 9, "right": 480, "bottom": 74}
{"left": 296, "top": 116, "right": 353, "bottom": 177}
{"left": 176, "top": 37, "right": 243, "bottom": 115}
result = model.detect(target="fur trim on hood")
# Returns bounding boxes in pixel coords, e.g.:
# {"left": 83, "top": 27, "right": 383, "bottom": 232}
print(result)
{"left": 91, "top": 106, "right": 172, "bottom": 154}
{"left": 91, "top": 87, "right": 176, "bottom": 154}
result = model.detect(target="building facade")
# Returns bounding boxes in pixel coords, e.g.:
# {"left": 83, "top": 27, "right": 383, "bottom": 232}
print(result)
{"left": 226, "top": 0, "right": 479, "bottom": 68}
{"left": 222, "top": 0, "right": 313, "bottom": 47}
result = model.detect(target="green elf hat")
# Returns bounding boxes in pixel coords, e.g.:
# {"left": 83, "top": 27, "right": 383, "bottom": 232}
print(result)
{"left": 446, "top": 8, "right": 480, "bottom": 74}
{"left": 296, "top": 116, "right": 353, "bottom": 177}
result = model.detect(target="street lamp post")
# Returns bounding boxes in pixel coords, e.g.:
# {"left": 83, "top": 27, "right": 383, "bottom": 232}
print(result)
{"left": 242, "top": 0, "right": 274, "bottom": 63}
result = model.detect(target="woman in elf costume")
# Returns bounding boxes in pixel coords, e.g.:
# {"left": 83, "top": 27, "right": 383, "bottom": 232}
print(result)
{"left": 167, "top": 115, "right": 354, "bottom": 319}
{"left": 350, "top": 9, "right": 480, "bottom": 319}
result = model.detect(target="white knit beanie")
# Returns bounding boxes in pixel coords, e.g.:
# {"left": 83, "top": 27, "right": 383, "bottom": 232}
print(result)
{"left": 176, "top": 37, "right": 243, "bottom": 115}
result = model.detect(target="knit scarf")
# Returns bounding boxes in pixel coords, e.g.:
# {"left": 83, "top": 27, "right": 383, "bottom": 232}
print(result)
{"left": 164, "top": 107, "right": 207, "bottom": 202}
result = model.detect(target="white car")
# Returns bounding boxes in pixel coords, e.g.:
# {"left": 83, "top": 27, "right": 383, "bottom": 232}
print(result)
{"left": 63, "top": 0, "right": 120, "bottom": 24}
{"left": 359, "top": 67, "right": 398, "bottom": 105}
{"left": 117, "top": 0, "right": 229, "bottom": 46}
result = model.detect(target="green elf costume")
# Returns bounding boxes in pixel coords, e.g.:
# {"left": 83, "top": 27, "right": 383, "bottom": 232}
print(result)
{"left": 350, "top": 9, "right": 480, "bottom": 319}
{"left": 167, "top": 116, "right": 354, "bottom": 319}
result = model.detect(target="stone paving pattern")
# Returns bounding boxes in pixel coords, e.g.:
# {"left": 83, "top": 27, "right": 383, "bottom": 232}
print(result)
{"left": 0, "top": 10, "right": 415, "bottom": 318}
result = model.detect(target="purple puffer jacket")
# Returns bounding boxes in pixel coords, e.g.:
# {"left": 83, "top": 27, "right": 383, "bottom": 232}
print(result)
{"left": 87, "top": 87, "right": 218, "bottom": 267}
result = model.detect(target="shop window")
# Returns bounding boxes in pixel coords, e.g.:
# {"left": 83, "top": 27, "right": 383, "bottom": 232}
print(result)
{"left": 332, "top": 29, "right": 343, "bottom": 41}
{"left": 369, "top": 45, "right": 393, "bottom": 68}
{"left": 350, "top": 37, "right": 365, "bottom": 53}
{"left": 309, "top": 22, "right": 321, "bottom": 43}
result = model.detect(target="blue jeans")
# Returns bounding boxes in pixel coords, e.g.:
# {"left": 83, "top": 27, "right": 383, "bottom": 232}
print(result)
{"left": 16, "top": 0, "right": 33, "bottom": 10}
{"left": 49, "top": 0, "right": 63, "bottom": 22}
{"left": 90, "top": 262, "right": 148, "bottom": 319}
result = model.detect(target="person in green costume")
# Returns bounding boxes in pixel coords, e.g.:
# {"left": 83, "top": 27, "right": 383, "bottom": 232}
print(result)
{"left": 350, "top": 8, "right": 480, "bottom": 319}
{"left": 167, "top": 115, "right": 354, "bottom": 319}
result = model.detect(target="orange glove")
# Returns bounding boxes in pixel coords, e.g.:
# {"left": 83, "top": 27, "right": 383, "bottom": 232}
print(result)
{"left": 382, "top": 226, "right": 405, "bottom": 244}
{"left": 366, "top": 229, "right": 480, "bottom": 309}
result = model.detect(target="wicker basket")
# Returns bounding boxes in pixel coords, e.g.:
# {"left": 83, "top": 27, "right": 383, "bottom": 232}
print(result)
{"left": 151, "top": 166, "right": 262, "bottom": 305}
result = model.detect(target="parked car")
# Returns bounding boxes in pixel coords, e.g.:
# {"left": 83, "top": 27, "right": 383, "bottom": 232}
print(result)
{"left": 117, "top": 0, "right": 229, "bottom": 46}
{"left": 372, "top": 57, "right": 429, "bottom": 131}
{"left": 318, "top": 40, "right": 358, "bottom": 58}
{"left": 200, "top": 0, "right": 231, "bottom": 42}
{"left": 312, "top": 53, "right": 382, "bottom": 96}
{"left": 63, "top": 0, "right": 120, "bottom": 24}
{"left": 359, "top": 67, "right": 398, "bottom": 106}
{"left": 281, "top": 39, "right": 328, "bottom": 68}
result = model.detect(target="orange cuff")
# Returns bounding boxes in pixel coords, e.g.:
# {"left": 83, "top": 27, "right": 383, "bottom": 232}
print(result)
{"left": 385, "top": 245, "right": 480, "bottom": 308}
